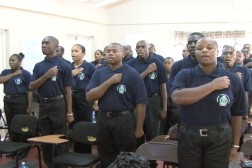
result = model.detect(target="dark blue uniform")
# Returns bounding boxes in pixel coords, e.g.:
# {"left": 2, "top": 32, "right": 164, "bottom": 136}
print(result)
{"left": 128, "top": 55, "right": 167, "bottom": 141}
{"left": 150, "top": 53, "right": 164, "bottom": 62}
{"left": 169, "top": 55, "right": 225, "bottom": 93}
{"left": 229, "top": 64, "right": 252, "bottom": 92}
{"left": 170, "top": 66, "right": 246, "bottom": 168}
{"left": 31, "top": 56, "right": 73, "bottom": 98}
{"left": 1, "top": 67, "right": 31, "bottom": 141}
{"left": 31, "top": 56, "right": 74, "bottom": 167}
{"left": 91, "top": 58, "right": 105, "bottom": 67}
{"left": 71, "top": 60, "right": 95, "bottom": 153}
{"left": 123, "top": 55, "right": 134, "bottom": 63}
{"left": 86, "top": 64, "right": 147, "bottom": 167}
{"left": 62, "top": 57, "right": 72, "bottom": 66}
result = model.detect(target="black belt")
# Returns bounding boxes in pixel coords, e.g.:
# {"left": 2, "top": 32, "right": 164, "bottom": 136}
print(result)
{"left": 41, "top": 95, "right": 63, "bottom": 101}
{"left": 5, "top": 93, "right": 26, "bottom": 99}
{"left": 148, "top": 93, "right": 158, "bottom": 97}
{"left": 180, "top": 122, "right": 230, "bottom": 137}
{"left": 102, "top": 110, "right": 132, "bottom": 117}
{"left": 72, "top": 89, "right": 86, "bottom": 95}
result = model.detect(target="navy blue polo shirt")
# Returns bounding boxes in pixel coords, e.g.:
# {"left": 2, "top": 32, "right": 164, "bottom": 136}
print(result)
{"left": 62, "top": 58, "right": 72, "bottom": 66}
{"left": 86, "top": 64, "right": 147, "bottom": 112}
{"left": 123, "top": 55, "right": 134, "bottom": 64}
{"left": 229, "top": 64, "right": 252, "bottom": 91}
{"left": 170, "top": 66, "right": 246, "bottom": 126}
{"left": 169, "top": 55, "right": 224, "bottom": 94}
{"left": 127, "top": 55, "right": 167, "bottom": 95}
{"left": 1, "top": 67, "right": 31, "bottom": 95}
{"left": 91, "top": 58, "right": 105, "bottom": 66}
{"left": 31, "top": 56, "right": 74, "bottom": 98}
{"left": 151, "top": 53, "right": 165, "bottom": 62}
{"left": 96, "top": 62, "right": 108, "bottom": 69}
{"left": 71, "top": 60, "right": 95, "bottom": 90}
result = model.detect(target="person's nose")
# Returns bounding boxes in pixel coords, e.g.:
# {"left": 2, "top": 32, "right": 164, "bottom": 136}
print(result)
{"left": 202, "top": 48, "right": 208, "bottom": 53}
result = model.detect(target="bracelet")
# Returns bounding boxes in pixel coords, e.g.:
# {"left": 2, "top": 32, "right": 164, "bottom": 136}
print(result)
{"left": 67, "top": 113, "right": 73, "bottom": 116}
{"left": 232, "top": 145, "right": 239, "bottom": 148}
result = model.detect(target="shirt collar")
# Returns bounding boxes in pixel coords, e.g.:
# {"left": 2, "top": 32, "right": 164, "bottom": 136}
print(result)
{"left": 137, "top": 55, "right": 152, "bottom": 64}
{"left": 194, "top": 65, "right": 223, "bottom": 78}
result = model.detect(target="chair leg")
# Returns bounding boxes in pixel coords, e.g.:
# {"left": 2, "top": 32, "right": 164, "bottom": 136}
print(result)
{"left": 36, "top": 145, "right": 42, "bottom": 168}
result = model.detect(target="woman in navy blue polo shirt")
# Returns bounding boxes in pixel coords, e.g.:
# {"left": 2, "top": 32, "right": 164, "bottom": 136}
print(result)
{"left": 171, "top": 37, "right": 247, "bottom": 168}
{"left": 70, "top": 44, "right": 96, "bottom": 153}
{"left": 0, "top": 53, "right": 32, "bottom": 141}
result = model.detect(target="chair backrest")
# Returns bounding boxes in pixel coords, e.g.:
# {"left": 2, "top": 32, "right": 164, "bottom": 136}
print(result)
{"left": 72, "top": 121, "right": 97, "bottom": 145}
{"left": 168, "top": 124, "right": 178, "bottom": 140}
{"left": 10, "top": 114, "right": 38, "bottom": 137}
{"left": 136, "top": 140, "right": 178, "bottom": 163}
{"left": 241, "top": 140, "right": 252, "bottom": 156}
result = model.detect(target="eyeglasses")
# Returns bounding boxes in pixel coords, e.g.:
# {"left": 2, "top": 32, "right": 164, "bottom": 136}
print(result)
{"left": 242, "top": 51, "right": 249, "bottom": 54}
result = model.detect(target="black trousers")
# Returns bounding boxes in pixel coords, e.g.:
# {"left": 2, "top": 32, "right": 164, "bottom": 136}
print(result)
{"left": 4, "top": 94, "right": 27, "bottom": 141}
{"left": 70, "top": 93, "right": 93, "bottom": 153}
{"left": 39, "top": 98, "right": 66, "bottom": 168}
{"left": 97, "top": 111, "right": 136, "bottom": 168}
{"left": 178, "top": 123, "right": 232, "bottom": 168}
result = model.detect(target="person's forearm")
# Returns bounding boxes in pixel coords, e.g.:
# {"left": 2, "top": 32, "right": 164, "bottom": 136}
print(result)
{"left": 0, "top": 74, "right": 15, "bottom": 84}
{"left": 27, "top": 91, "right": 33, "bottom": 107}
{"left": 160, "top": 83, "right": 167, "bottom": 110}
{"left": 140, "top": 69, "right": 149, "bottom": 79}
{"left": 64, "top": 86, "right": 72, "bottom": 114}
{"left": 86, "top": 79, "right": 113, "bottom": 101}
{"left": 29, "top": 74, "right": 48, "bottom": 90}
{"left": 135, "top": 103, "right": 146, "bottom": 131}
{"left": 231, "top": 116, "right": 243, "bottom": 146}
{"left": 171, "top": 82, "right": 215, "bottom": 105}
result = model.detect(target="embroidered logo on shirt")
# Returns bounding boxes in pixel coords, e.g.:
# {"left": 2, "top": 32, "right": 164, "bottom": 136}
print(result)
{"left": 51, "top": 76, "right": 57, "bottom": 81}
{"left": 149, "top": 72, "right": 157, "bottom": 80}
{"left": 216, "top": 94, "right": 230, "bottom": 106}
{"left": 15, "top": 78, "right": 22, "bottom": 85}
{"left": 117, "top": 85, "right": 126, "bottom": 94}
{"left": 78, "top": 73, "right": 85, "bottom": 80}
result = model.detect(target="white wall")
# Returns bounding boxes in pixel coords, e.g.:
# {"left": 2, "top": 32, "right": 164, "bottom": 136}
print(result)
{"left": 107, "top": 0, "right": 252, "bottom": 60}
{"left": 0, "top": 2, "right": 109, "bottom": 108}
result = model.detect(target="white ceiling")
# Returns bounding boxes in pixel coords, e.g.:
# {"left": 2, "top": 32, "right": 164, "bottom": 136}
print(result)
{"left": 50, "top": 0, "right": 129, "bottom": 8}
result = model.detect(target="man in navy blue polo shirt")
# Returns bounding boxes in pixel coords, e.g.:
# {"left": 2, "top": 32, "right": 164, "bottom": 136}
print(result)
{"left": 86, "top": 43, "right": 147, "bottom": 168}
{"left": 56, "top": 45, "right": 72, "bottom": 65}
{"left": 127, "top": 40, "right": 167, "bottom": 145}
{"left": 170, "top": 37, "right": 246, "bottom": 168}
{"left": 149, "top": 43, "right": 165, "bottom": 62}
{"left": 169, "top": 32, "right": 206, "bottom": 92}
{"left": 29, "top": 36, "right": 74, "bottom": 168}
{"left": 222, "top": 45, "right": 252, "bottom": 118}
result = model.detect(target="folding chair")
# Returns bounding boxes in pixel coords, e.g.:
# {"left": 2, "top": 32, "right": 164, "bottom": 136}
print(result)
{"left": 0, "top": 114, "right": 42, "bottom": 168}
{"left": 136, "top": 140, "right": 179, "bottom": 168}
{"left": 0, "top": 109, "right": 8, "bottom": 141}
{"left": 54, "top": 121, "right": 99, "bottom": 167}
{"left": 241, "top": 139, "right": 252, "bottom": 158}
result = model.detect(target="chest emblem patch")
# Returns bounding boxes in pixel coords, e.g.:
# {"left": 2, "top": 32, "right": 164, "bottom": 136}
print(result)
{"left": 216, "top": 94, "right": 230, "bottom": 107}
{"left": 78, "top": 73, "right": 85, "bottom": 80}
{"left": 117, "top": 85, "right": 126, "bottom": 94}
{"left": 15, "top": 78, "right": 22, "bottom": 85}
{"left": 149, "top": 72, "right": 157, "bottom": 80}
